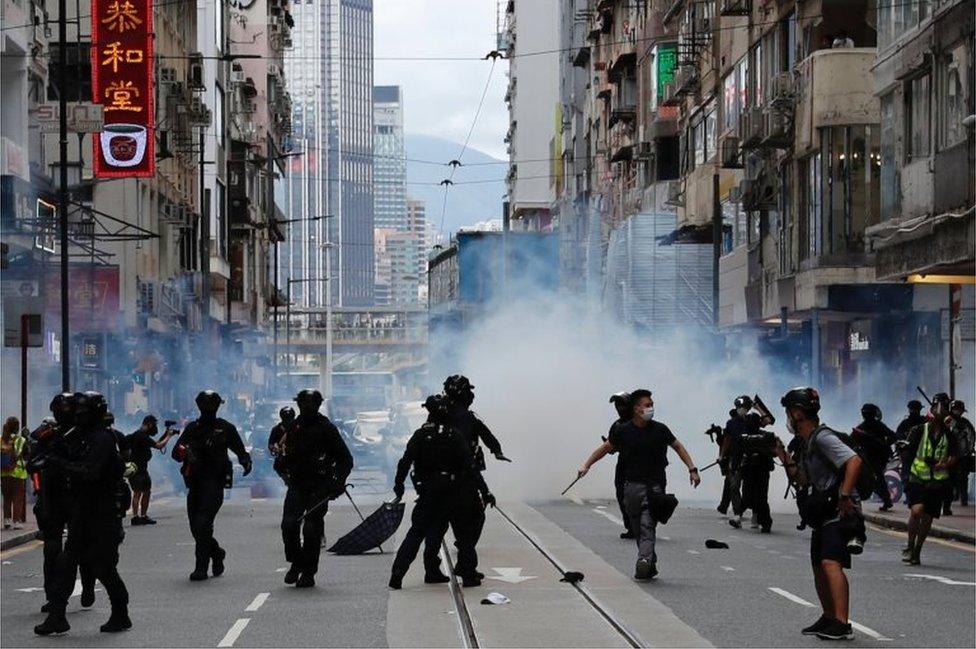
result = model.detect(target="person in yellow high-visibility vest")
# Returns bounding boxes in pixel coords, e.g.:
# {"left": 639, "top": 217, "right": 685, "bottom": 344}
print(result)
{"left": 901, "top": 393, "right": 961, "bottom": 566}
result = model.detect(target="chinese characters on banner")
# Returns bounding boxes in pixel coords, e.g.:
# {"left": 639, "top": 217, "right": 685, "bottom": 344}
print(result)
{"left": 91, "top": 0, "right": 154, "bottom": 177}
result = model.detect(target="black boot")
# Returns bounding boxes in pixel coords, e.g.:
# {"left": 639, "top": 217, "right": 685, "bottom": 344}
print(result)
{"left": 284, "top": 563, "right": 302, "bottom": 585}
{"left": 425, "top": 571, "right": 450, "bottom": 584}
{"left": 81, "top": 585, "right": 96, "bottom": 608}
{"left": 40, "top": 602, "right": 51, "bottom": 613}
{"left": 295, "top": 573, "right": 315, "bottom": 588}
{"left": 211, "top": 546, "right": 226, "bottom": 577}
{"left": 389, "top": 574, "right": 403, "bottom": 590}
{"left": 100, "top": 609, "right": 132, "bottom": 633}
{"left": 189, "top": 556, "right": 209, "bottom": 581}
{"left": 460, "top": 573, "right": 482, "bottom": 588}
{"left": 34, "top": 612, "right": 70, "bottom": 636}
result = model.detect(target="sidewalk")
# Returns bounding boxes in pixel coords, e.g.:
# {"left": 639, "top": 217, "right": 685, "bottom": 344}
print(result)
{"left": 0, "top": 506, "right": 40, "bottom": 551}
{"left": 863, "top": 501, "right": 975, "bottom": 544}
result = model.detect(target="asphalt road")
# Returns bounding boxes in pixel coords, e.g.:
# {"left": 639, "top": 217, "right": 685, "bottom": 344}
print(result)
{"left": 1, "top": 491, "right": 973, "bottom": 648}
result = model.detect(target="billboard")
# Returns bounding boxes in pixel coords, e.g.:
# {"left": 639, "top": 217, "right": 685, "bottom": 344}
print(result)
{"left": 43, "top": 265, "right": 121, "bottom": 331}
{"left": 91, "top": 0, "right": 155, "bottom": 177}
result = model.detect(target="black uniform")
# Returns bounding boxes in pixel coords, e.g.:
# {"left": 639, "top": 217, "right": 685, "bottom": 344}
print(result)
{"left": 390, "top": 421, "right": 489, "bottom": 583}
{"left": 606, "top": 418, "right": 632, "bottom": 534}
{"left": 728, "top": 414, "right": 773, "bottom": 531}
{"left": 852, "top": 419, "right": 896, "bottom": 508}
{"left": 41, "top": 425, "right": 129, "bottom": 631}
{"left": 447, "top": 403, "right": 503, "bottom": 472}
{"left": 278, "top": 413, "right": 353, "bottom": 579}
{"left": 172, "top": 417, "right": 250, "bottom": 577}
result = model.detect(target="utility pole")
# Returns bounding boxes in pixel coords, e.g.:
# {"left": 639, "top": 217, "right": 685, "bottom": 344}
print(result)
{"left": 711, "top": 171, "right": 720, "bottom": 327}
{"left": 57, "top": 0, "right": 70, "bottom": 390}
{"left": 200, "top": 129, "right": 211, "bottom": 329}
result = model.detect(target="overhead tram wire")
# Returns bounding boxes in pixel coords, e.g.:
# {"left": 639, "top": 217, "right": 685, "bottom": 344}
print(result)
{"left": 439, "top": 57, "right": 497, "bottom": 234}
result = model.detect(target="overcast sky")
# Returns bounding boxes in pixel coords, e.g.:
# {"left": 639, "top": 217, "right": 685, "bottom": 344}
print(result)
{"left": 374, "top": 0, "right": 509, "bottom": 160}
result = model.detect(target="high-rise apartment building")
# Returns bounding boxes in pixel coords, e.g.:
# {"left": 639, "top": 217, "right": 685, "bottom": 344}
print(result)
{"left": 283, "top": 0, "right": 374, "bottom": 308}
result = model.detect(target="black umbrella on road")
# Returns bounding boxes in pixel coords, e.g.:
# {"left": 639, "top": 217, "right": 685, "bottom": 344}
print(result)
{"left": 327, "top": 500, "right": 405, "bottom": 555}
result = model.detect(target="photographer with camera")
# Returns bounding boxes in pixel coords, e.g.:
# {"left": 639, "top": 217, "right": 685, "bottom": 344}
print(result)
{"left": 901, "top": 393, "right": 961, "bottom": 565}
{"left": 779, "top": 387, "right": 863, "bottom": 641}
{"left": 723, "top": 396, "right": 774, "bottom": 532}
{"left": 125, "top": 415, "right": 180, "bottom": 526}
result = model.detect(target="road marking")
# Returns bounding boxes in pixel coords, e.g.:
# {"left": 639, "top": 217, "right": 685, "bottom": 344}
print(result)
{"left": 903, "top": 573, "right": 976, "bottom": 587}
{"left": 595, "top": 505, "right": 607, "bottom": 509}
{"left": 15, "top": 587, "right": 44, "bottom": 593}
{"left": 245, "top": 592, "right": 270, "bottom": 612}
{"left": 768, "top": 587, "right": 892, "bottom": 641}
{"left": 567, "top": 494, "right": 584, "bottom": 506}
{"left": 865, "top": 523, "right": 975, "bottom": 553}
{"left": 274, "top": 567, "right": 288, "bottom": 573}
{"left": 487, "top": 567, "right": 537, "bottom": 584}
{"left": 217, "top": 618, "right": 250, "bottom": 647}
{"left": 659, "top": 535, "right": 671, "bottom": 541}
{"left": 592, "top": 508, "right": 625, "bottom": 526}
{"left": 0, "top": 540, "right": 43, "bottom": 559}
{"left": 686, "top": 550, "right": 700, "bottom": 555}
{"left": 720, "top": 566, "right": 735, "bottom": 572}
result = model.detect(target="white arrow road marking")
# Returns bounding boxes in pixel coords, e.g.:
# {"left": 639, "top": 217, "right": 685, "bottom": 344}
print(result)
{"left": 768, "top": 587, "right": 892, "bottom": 641}
{"left": 904, "top": 573, "right": 976, "bottom": 587}
{"left": 487, "top": 567, "right": 537, "bottom": 584}
{"left": 686, "top": 550, "right": 700, "bottom": 555}
{"left": 217, "top": 618, "right": 250, "bottom": 648}
{"left": 592, "top": 508, "right": 625, "bottom": 527}
{"left": 245, "top": 593, "right": 269, "bottom": 612}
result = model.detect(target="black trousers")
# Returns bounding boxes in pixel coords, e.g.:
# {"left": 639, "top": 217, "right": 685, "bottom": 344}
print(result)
{"left": 391, "top": 494, "right": 451, "bottom": 579}
{"left": 35, "top": 494, "right": 95, "bottom": 604}
{"left": 186, "top": 479, "right": 225, "bottom": 566}
{"left": 944, "top": 465, "right": 971, "bottom": 508}
{"left": 449, "top": 491, "right": 485, "bottom": 576}
{"left": 614, "top": 461, "right": 632, "bottom": 532}
{"left": 281, "top": 485, "right": 330, "bottom": 575}
{"left": 739, "top": 466, "right": 772, "bottom": 530}
{"left": 49, "top": 512, "right": 128, "bottom": 616}
{"left": 873, "top": 473, "right": 893, "bottom": 508}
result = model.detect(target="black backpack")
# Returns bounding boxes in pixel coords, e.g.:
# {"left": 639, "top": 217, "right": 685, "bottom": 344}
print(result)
{"left": 809, "top": 427, "right": 877, "bottom": 500}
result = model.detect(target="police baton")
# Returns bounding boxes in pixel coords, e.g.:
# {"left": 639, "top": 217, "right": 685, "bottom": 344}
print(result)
{"left": 698, "top": 459, "right": 721, "bottom": 473}
{"left": 916, "top": 386, "right": 933, "bottom": 407}
{"left": 298, "top": 483, "right": 352, "bottom": 524}
{"left": 561, "top": 474, "right": 583, "bottom": 496}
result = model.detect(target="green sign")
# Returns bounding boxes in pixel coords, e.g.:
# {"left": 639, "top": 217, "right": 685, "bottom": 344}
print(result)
{"left": 656, "top": 43, "right": 678, "bottom": 100}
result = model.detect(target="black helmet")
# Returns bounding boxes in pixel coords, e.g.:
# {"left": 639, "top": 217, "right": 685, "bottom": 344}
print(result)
{"left": 932, "top": 392, "right": 951, "bottom": 407}
{"left": 734, "top": 395, "right": 753, "bottom": 411}
{"left": 422, "top": 394, "right": 451, "bottom": 423}
{"left": 195, "top": 390, "right": 224, "bottom": 407}
{"left": 295, "top": 389, "right": 323, "bottom": 405}
{"left": 444, "top": 375, "right": 474, "bottom": 394}
{"left": 907, "top": 400, "right": 923, "bottom": 413}
{"left": 279, "top": 406, "right": 296, "bottom": 422}
{"left": 50, "top": 391, "right": 76, "bottom": 414}
{"left": 861, "top": 403, "right": 882, "bottom": 421}
{"left": 950, "top": 399, "right": 966, "bottom": 414}
{"left": 781, "top": 387, "right": 821, "bottom": 416}
{"left": 609, "top": 392, "right": 632, "bottom": 419}
{"left": 75, "top": 392, "right": 106, "bottom": 428}
{"left": 82, "top": 391, "right": 109, "bottom": 418}
{"left": 104, "top": 412, "right": 116, "bottom": 426}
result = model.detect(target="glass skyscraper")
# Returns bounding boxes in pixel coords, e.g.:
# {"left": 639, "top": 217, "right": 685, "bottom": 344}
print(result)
{"left": 282, "top": 0, "right": 374, "bottom": 308}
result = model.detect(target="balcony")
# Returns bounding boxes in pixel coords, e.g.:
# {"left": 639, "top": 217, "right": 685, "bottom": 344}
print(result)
{"left": 795, "top": 48, "right": 879, "bottom": 153}
{"left": 608, "top": 121, "right": 635, "bottom": 163}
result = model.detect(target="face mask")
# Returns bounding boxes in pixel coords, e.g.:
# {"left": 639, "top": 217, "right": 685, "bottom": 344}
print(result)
{"left": 736, "top": 407, "right": 749, "bottom": 417}
{"left": 786, "top": 415, "right": 797, "bottom": 435}
{"left": 641, "top": 407, "right": 655, "bottom": 422}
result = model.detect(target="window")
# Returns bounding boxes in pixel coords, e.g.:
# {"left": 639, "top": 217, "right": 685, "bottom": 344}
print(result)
{"left": 907, "top": 73, "right": 931, "bottom": 160}
{"left": 692, "top": 101, "right": 717, "bottom": 165}
{"left": 939, "top": 41, "right": 970, "bottom": 149}
{"left": 880, "top": 93, "right": 900, "bottom": 220}
{"left": 721, "top": 198, "right": 746, "bottom": 254}
{"left": 800, "top": 153, "right": 822, "bottom": 261}
{"left": 723, "top": 72, "right": 738, "bottom": 132}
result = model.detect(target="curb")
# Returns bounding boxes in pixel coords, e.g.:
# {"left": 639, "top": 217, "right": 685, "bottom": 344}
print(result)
{"left": 863, "top": 512, "right": 976, "bottom": 545}
{"left": 0, "top": 529, "right": 41, "bottom": 551}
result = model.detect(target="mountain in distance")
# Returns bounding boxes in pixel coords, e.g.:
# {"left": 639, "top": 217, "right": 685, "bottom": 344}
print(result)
{"left": 404, "top": 134, "right": 506, "bottom": 237}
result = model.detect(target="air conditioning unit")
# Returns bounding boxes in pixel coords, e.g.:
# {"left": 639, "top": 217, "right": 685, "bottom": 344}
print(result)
{"left": 738, "top": 106, "right": 764, "bottom": 147}
{"left": 764, "top": 107, "right": 792, "bottom": 146}
{"left": 757, "top": 177, "right": 778, "bottom": 208}
{"left": 720, "top": 135, "right": 742, "bottom": 168}
{"left": 771, "top": 72, "right": 794, "bottom": 103}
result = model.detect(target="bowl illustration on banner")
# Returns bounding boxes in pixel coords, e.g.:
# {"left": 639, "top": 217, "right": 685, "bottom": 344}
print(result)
{"left": 100, "top": 123, "right": 147, "bottom": 167}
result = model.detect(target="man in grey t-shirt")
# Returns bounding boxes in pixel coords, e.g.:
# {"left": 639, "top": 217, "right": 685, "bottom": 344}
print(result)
{"left": 780, "top": 388, "right": 864, "bottom": 642}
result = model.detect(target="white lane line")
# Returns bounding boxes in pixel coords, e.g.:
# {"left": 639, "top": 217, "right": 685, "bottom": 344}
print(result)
{"left": 686, "top": 550, "right": 701, "bottom": 555}
{"left": 592, "top": 508, "right": 625, "bottom": 526}
{"left": 217, "top": 618, "right": 250, "bottom": 648}
{"left": 245, "top": 592, "right": 270, "bottom": 612}
{"left": 274, "top": 567, "right": 288, "bottom": 573}
{"left": 903, "top": 573, "right": 976, "bottom": 587}
{"left": 768, "top": 587, "right": 892, "bottom": 641}
{"left": 720, "top": 566, "right": 736, "bottom": 572}
{"left": 659, "top": 535, "right": 671, "bottom": 541}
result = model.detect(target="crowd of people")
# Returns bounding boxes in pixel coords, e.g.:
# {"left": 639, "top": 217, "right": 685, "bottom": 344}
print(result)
{"left": 578, "top": 386, "right": 975, "bottom": 641}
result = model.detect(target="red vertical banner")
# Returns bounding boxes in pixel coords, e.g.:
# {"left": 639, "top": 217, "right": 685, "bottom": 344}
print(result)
{"left": 91, "top": 0, "right": 155, "bottom": 177}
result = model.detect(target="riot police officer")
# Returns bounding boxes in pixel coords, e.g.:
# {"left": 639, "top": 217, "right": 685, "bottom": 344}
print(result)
{"left": 277, "top": 390, "right": 353, "bottom": 588}
{"left": 28, "top": 393, "right": 98, "bottom": 613}
{"left": 34, "top": 392, "right": 130, "bottom": 636}
{"left": 852, "top": 404, "right": 896, "bottom": 511}
{"left": 172, "top": 391, "right": 252, "bottom": 581}
{"left": 269, "top": 406, "right": 296, "bottom": 483}
{"left": 389, "top": 395, "right": 494, "bottom": 589}
{"left": 443, "top": 375, "right": 510, "bottom": 469}
{"left": 723, "top": 396, "right": 775, "bottom": 532}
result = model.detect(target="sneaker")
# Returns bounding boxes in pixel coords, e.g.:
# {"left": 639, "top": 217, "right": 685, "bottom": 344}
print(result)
{"left": 901, "top": 545, "right": 913, "bottom": 560}
{"left": 460, "top": 574, "right": 482, "bottom": 588}
{"left": 619, "top": 530, "right": 636, "bottom": 540}
{"left": 906, "top": 550, "right": 921, "bottom": 566}
{"left": 846, "top": 538, "right": 864, "bottom": 556}
{"left": 815, "top": 619, "right": 854, "bottom": 640}
{"left": 284, "top": 563, "right": 301, "bottom": 585}
{"left": 801, "top": 615, "right": 831, "bottom": 636}
{"left": 142, "top": 516, "right": 157, "bottom": 525}
{"left": 634, "top": 558, "right": 657, "bottom": 580}
{"left": 211, "top": 547, "right": 226, "bottom": 577}
{"left": 189, "top": 568, "right": 209, "bottom": 581}
{"left": 131, "top": 517, "right": 144, "bottom": 526}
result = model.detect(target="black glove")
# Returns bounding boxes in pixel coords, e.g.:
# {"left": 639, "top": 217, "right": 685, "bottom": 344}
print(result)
{"left": 493, "top": 452, "right": 512, "bottom": 463}
{"left": 482, "top": 492, "right": 496, "bottom": 508}
{"left": 393, "top": 483, "right": 404, "bottom": 500}
{"left": 241, "top": 455, "right": 253, "bottom": 476}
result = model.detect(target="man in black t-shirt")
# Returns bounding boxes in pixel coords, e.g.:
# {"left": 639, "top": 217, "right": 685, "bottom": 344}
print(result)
{"left": 125, "top": 415, "right": 179, "bottom": 525}
{"left": 579, "top": 389, "right": 700, "bottom": 580}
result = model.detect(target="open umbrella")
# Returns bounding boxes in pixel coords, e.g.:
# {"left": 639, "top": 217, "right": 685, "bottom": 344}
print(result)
{"left": 327, "top": 500, "right": 405, "bottom": 555}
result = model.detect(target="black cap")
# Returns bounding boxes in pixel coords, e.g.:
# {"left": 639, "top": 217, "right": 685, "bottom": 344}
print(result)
{"left": 781, "top": 387, "right": 821, "bottom": 416}
{"left": 950, "top": 399, "right": 966, "bottom": 413}
{"left": 932, "top": 392, "right": 951, "bottom": 407}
